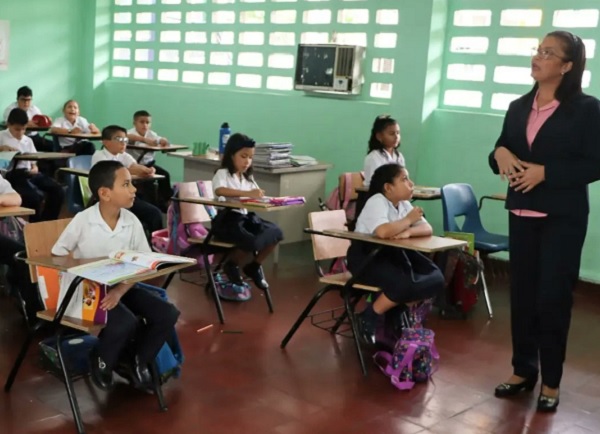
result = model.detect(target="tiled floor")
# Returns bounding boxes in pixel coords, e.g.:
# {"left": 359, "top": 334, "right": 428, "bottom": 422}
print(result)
{"left": 2, "top": 242, "right": 600, "bottom": 433}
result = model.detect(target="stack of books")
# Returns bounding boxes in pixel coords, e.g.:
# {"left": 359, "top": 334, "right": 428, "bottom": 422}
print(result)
{"left": 253, "top": 143, "right": 293, "bottom": 168}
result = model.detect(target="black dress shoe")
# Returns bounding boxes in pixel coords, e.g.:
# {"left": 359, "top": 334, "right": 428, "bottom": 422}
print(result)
{"left": 494, "top": 376, "right": 537, "bottom": 398}
{"left": 243, "top": 262, "right": 268, "bottom": 290}
{"left": 89, "top": 350, "right": 114, "bottom": 390}
{"left": 133, "top": 355, "right": 153, "bottom": 388}
{"left": 354, "top": 312, "right": 376, "bottom": 346}
{"left": 537, "top": 392, "right": 559, "bottom": 412}
{"left": 223, "top": 261, "right": 243, "bottom": 285}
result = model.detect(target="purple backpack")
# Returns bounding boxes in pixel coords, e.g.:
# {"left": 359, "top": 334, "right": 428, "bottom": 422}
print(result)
{"left": 373, "top": 327, "right": 439, "bottom": 390}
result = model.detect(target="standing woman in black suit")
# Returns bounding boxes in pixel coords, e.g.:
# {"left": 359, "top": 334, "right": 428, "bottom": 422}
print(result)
{"left": 489, "top": 31, "right": 600, "bottom": 412}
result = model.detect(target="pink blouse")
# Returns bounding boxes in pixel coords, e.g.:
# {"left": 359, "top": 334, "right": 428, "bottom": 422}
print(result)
{"left": 511, "top": 93, "right": 560, "bottom": 218}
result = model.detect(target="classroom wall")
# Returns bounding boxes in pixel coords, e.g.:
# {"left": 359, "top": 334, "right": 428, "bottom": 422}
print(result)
{"left": 0, "top": 0, "right": 87, "bottom": 120}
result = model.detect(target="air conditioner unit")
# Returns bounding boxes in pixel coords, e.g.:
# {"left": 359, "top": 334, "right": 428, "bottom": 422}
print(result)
{"left": 294, "top": 44, "right": 365, "bottom": 95}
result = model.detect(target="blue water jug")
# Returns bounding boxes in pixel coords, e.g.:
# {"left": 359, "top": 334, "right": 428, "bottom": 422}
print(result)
{"left": 219, "top": 122, "right": 231, "bottom": 156}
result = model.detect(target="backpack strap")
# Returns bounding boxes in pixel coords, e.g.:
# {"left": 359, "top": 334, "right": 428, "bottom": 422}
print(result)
{"left": 341, "top": 172, "right": 354, "bottom": 211}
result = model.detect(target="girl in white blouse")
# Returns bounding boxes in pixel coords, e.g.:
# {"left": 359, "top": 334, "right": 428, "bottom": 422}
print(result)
{"left": 362, "top": 115, "right": 405, "bottom": 187}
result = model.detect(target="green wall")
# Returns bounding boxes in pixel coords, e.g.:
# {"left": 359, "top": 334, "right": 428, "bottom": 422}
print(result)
{"left": 0, "top": 0, "right": 87, "bottom": 120}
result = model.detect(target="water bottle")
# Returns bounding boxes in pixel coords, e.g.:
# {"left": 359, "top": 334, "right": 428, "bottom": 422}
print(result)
{"left": 219, "top": 122, "right": 231, "bottom": 157}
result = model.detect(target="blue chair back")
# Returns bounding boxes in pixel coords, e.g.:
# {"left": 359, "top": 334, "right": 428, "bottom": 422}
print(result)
{"left": 65, "top": 155, "right": 92, "bottom": 215}
{"left": 441, "top": 183, "right": 509, "bottom": 254}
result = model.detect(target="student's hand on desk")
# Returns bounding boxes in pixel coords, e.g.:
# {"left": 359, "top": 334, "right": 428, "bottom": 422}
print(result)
{"left": 101, "top": 286, "right": 126, "bottom": 310}
{"left": 70, "top": 127, "right": 82, "bottom": 135}
{"left": 28, "top": 165, "right": 39, "bottom": 176}
{"left": 89, "top": 124, "right": 100, "bottom": 134}
{"left": 494, "top": 146, "right": 524, "bottom": 181}
{"left": 391, "top": 229, "right": 411, "bottom": 240}
{"left": 248, "top": 189, "right": 265, "bottom": 198}
{"left": 510, "top": 162, "right": 545, "bottom": 193}
{"left": 0, "top": 145, "right": 17, "bottom": 152}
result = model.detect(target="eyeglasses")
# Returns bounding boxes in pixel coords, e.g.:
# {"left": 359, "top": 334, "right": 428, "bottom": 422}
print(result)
{"left": 113, "top": 137, "right": 129, "bottom": 143}
{"left": 531, "top": 48, "right": 566, "bottom": 61}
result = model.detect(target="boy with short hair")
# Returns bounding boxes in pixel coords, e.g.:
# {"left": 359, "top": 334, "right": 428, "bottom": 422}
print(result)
{"left": 3, "top": 86, "right": 53, "bottom": 152}
{"left": 91, "top": 125, "right": 163, "bottom": 236}
{"left": 52, "top": 160, "right": 180, "bottom": 390}
{"left": 0, "top": 108, "right": 64, "bottom": 222}
{"left": 127, "top": 110, "right": 173, "bottom": 211}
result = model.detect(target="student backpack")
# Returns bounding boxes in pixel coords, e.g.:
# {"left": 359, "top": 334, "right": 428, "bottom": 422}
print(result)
{"left": 324, "top": 172, "right": 364, "bottom": 224}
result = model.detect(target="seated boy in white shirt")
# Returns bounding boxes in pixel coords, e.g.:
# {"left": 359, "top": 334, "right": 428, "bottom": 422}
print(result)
{"left": 91, "top": 125, "right": 163, "bottom": 237}
{"left": 0, "top": 174, "right": 44, "bottom": 323}
{"left": 52, "top": 160, "right": 180, "bottom": 390}
{"left": 126, "top": 110, "right": 173, "bottom": 212}
{"left": 0, "top": 108, "right": 65, "bottom": 222}
{"left": 3, "top": 86, "right": 53, "bottom": 153}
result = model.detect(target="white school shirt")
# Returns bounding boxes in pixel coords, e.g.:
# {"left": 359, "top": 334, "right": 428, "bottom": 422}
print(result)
{"left": 91, "top": 148, "right": 137, "bottom": 168}
{"left": 51, "top": 116, "right": 91, "bottom": 148}
{"left": 3, "top": 103, "right": 43, "bottom": 137}
{"left": 52, "top": 203, "right": 150, "bottom": 259}
{"left": 0, "top": 129, "right": 36, "bottom": 170}
{"left": 212, "top": 168, "right": 259, "bottom": 215}
{"left": 363, "top": 149, "right": 406, "bottom": 187}
{"left": 126, "top": 128, "right": 162, "bottom": 166}
{"left": 0, "top": 174, "right": 17, "bottom": 194}
{"left": 355, "top": 193, "right": 426, "bottom": 235}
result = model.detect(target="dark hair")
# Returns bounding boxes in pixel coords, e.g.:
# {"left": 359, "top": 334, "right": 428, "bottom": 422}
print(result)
{"left": 88, "top": 161, "right": 126, "bottom": 206}
{"left": 367, "top": 115, "right": 400, "bottom": 155}
{"left": 367, "top": 163, "right": 404, "bottom": 199}
{"left": 7, "top": 108, "right": 28, "bottom": 126}
{"left": 102, "top": 125, "right": 127, "bottom": 140}
{"left": 532, "top": 30, "right": 586, "bottom": 102}
{"left": 220, "top": 132, "right": 255, "bottom": 180}
{"left": 17, "top": 86, "right": 32, "bottom": 99}
{"left": 62, "top": 99, "right": 78, "bottom": 110}
{"left": 133, "top": 110, "right": 151, "bottom": 120}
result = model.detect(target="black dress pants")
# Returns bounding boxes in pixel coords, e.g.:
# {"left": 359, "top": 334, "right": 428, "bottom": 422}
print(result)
{"left": 509, "top": 212, "right": 587, "bottom": 389}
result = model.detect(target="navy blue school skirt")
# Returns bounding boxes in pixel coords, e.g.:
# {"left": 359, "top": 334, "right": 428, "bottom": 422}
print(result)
{"left": 211, "top": 209, "right": 284, "bottom": 252}
{"left": 346, "top": 241, "right": 444, "bottom": 303}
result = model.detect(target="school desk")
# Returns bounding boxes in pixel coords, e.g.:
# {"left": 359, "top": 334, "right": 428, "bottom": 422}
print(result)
{"left": 13, "top": 152, "right": 74, "bottom": 161}
{"left": 0, "top": 206, "right": 35, "bottom": 218}
{"left": 126, "top": 143, "right": 188, "bottom": 163}
{"left": 169, "top": 152, "right": 331, "bottom": 244}
{"left": 174, "top": 195, "right": 305, "bottom": 324}
{"left": 59, "top": 167, "right": 166, "bottom": 181}
{"left": 478, "top": 193, "right": 507, "bottom": 210}
{"left": 0, "top": 123, "right": 50, "bottom": 133}
{"left": 281, "top": 228, "right": 467, "bottom": 375}
{"left": 5, "top": 254, "right": 196, "bottom": 434}
{"left": 49, "top": 132, "right": 102, "bottom": 140}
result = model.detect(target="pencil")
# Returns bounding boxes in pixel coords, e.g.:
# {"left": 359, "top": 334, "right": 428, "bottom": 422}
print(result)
{"left": 196, "top": 324, "right": 214, "bottom": 333}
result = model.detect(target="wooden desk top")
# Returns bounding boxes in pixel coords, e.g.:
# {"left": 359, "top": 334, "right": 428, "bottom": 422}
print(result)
{"left": 0, "top": 206, "right": 36, "bottom": 218}
{"left": 49, "top": 132, "right": 102, "bottom": 140}
{"left": 59, "top": 167, "right": 165, "bottom": 180}
{"left": 26, "top": 256, "right": 196, "bottom": 285}
{"left": 127, "top": 143, "right": 188, "bottom": 153}
{"left": 169, "top": 152, "right": 332, "bottom": 174}
{"left": 311, "top": 228, "right": 467, "bottom": 253}
{"left": 14, "top": 152, "right": 74, "bottom": 161}
{"left": 175, "top": 196, "right": 304, "bottom": 212}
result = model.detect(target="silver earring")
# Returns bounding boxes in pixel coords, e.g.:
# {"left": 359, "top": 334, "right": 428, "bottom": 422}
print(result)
{"left": 561, "top": 71, "right": 566, "bottom": 75}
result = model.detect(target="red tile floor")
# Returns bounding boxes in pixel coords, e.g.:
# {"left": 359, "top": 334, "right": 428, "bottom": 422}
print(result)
{"left": 2, "top": 242, "right": 600, "bottom": 433}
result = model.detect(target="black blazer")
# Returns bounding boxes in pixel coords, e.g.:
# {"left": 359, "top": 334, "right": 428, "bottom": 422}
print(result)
{"left": 488, "top": 90, "right": 600, "bottom": 217}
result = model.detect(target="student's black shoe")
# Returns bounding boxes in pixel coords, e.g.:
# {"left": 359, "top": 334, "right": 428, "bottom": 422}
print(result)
{"left": 223, "top": 261, "right": 244, "bottom": 285}
{"left": 242, "top": 262, "right": 269, "bottom": 290}
{"left": 537, "top": 391, "right": 559, "bottom": 412}
{"left": 133, "top": 355, "right": 153, "bottom": 388}
{"left": 354, "top": 311, "right": 376, "bottom": 346}
{"left": 494, "top": 376, "right": 537, "bottom": 398}
{"left": 89, "top": 349, "right": 114, "bottom": 390}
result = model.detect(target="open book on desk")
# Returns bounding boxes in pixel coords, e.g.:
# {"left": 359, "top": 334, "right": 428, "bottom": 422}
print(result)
{"left": 66, "top": 250, "right": 196, "bottom": 285}
{"left": 239, "top": 196, "right": 306, "bottom": 207}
